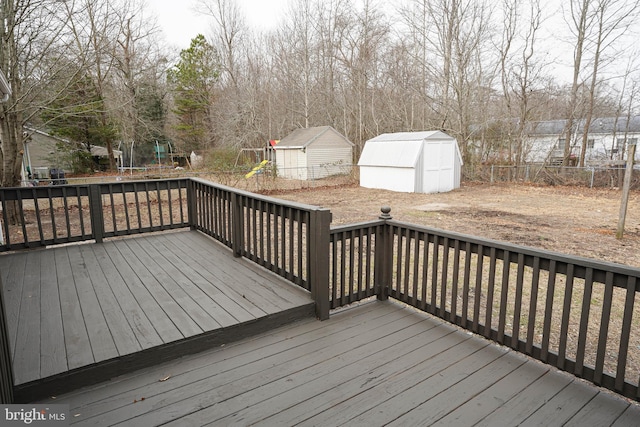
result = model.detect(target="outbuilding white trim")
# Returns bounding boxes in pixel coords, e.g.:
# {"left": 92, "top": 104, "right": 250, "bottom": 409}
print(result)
{"left": 358, "top": 131, "right": 463, "bottom": 193}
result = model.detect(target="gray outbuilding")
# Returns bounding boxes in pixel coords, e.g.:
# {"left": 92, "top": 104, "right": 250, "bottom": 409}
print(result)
{"left": 274, "top": 126, "right": 354, "bottom": 180}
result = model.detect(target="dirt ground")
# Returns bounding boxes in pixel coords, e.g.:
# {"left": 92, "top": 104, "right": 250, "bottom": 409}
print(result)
{"left": 268, "top": 182, "right": 640, "bottom": 269}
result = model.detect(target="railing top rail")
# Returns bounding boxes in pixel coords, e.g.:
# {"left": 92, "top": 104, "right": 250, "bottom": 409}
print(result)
{"left": 0, "top": 177, "right": 191, "bottom": 195}
{"left": 331, "top": 220, "right": 385, "bottom": 233}
{"left": 388, "top": 218, "right": 640, "bottom": 280}
{"left": 189, "top": 177, "right": 329, "bottom": 213}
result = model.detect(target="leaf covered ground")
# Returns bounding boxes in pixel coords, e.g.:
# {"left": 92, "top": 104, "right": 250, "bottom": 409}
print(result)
{"left": 269, "top": 182, "right": 640, "bottom": 268}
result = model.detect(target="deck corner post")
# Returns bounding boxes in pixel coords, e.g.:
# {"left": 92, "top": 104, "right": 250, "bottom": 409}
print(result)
{"left": 310, "top": 208, "right": 331, "bottom": 320}
{"left": 0, "top": 273, "right": 15, "bottom": 404}
{"left": 231, "top": 192, "right": 243, "bottom": 258}
{"left": 375, "top": 207, "right": 393, "bottom": 301}
{"left": 186, "top": 179, "right": 197, "bottom": 230}
{"left": 88, "top": 184, "right": 104, "bottom": 243}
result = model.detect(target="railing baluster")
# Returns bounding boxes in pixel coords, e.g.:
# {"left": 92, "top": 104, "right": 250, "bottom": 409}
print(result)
{"left": 412, "top": 232, "right": 421, "bottom": 308}
{"left": 575, "top": 268, "right": 594, "bottom": 377}
{"left": 144, "top": 182, "right": 152, "bottom": 228}
{"left": 156, "top": 181, "right": 163, "bottom": 229}
{"left": 122, "top": 183, "right": 131, "bottom": 232}
{"left": 17, "top": 191, "right": 28, "bottom": 247}
{"left": 461, "top": 241, "right": 471, "bottom": 328}
{"left": 512, "top": 253, "right": 526, "bottom": 350}
{"left": 595, "top": 272, "right": 614, "bottom": 385}
{"left": 340, "top": 231, "right": 347, "bottom": 306}
{"left": 134, "top": 185, "right": 142, "bottom": 230}
{"left": 289, "top": 207, "right": 295, "bottom": 280}
{"left": 47, "top": 188, "right": 57, "bottom": 243}
{"left": 616, "top": 276, "right": 636, "bottom": 392}
{"left": 167, "top": 182, "right": 174, "bottom": 227}
{"left": 451, "top": 239, "right": 461, "bottom": 323}
{"left": 526, "top": 256, "right": 541, "bottom": 354}
{"left": 76, "top": 188, "right": 85, "bottom": 238}
{"left": 472, "top": 244, "right": 484, "bottom": 333}
{"left": 541, "top": 259, "right": 557, "bottom": 362}
{"left": 498, "top": 250, "right": 511, "bottom": 344}
{"left": 357, "top": 228, "right": 364, "bottom": 300}
{"left": 484, "top": 247, "right": 497, "bottom": 339}
{"left": 558, "top": 263, "right": 575, "bottom": 369}
{"left": 331, "top": 232, "right": 338, "bottom": 307}
{"left": 109, "top": 184, "right": 117, "bottom": 234}
{"left": 32, "top": 188, "right": 44, "bottom": 244}
{"left": 403, "top": 228, "right": 412, "bottom": 303}
{"left": 420, "top": 233, "right": 429, "bottom": 312}
{"left": 440, "top": 237, "right": 450, "bottom": 319}
{"left": 430, "top": 236, "right": 439, "bottom": 314}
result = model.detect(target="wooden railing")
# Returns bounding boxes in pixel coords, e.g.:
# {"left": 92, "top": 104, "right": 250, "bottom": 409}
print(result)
{"left": 3, "top": 180, "right": 640, "bottom": 402}
{"left": 0, "top": 178, "right": 330, "bottom": 316}
{"left": 329, "top": 208, "right": 640, "bottom": 402}
{"left": 189, "top": 178, "right": 331, "bottom": 319}
{"left": 0, "top": 179, "right": 190, "bottom": 251}
{"left": 0, "top": 178, "right": 332, "bottom": 402}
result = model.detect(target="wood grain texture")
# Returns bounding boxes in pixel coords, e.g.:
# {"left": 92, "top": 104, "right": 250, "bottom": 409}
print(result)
{"left": 36, "top": 299, "right": 640, "bottom": 427}
{"left": 0, "top": 230, "right": 313, "bottom": 402}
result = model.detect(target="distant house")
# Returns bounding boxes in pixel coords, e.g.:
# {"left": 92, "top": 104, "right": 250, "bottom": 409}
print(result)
{"left": 358, "top": 131, "right": 463, "bottom": 194}
{"left": 23, "top": 128, "right": 122, "bottom": 179}
{"left": 274, "top": 126, "right": 354, "bottom": 180}
{"left": 524, "top": 117, "right": 640, "bottom": 164}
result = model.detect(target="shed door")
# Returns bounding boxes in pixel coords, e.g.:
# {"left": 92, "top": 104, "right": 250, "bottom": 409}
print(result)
{"left": 415, "top": 148, "right": 424, "bottom": 193}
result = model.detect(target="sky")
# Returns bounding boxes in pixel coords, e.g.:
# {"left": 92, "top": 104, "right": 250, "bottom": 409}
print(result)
{"left": 150, "top": 0, "right": 289, "bottom": 50}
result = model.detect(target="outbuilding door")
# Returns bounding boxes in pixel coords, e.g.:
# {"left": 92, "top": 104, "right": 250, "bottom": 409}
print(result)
{"left": 414, "top": 146, "right": 424, "bottom": 193}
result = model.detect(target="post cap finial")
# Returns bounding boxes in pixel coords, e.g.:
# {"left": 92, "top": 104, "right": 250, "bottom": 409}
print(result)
{"left": 379, "top": 206, "right": 392, "bottom": 220}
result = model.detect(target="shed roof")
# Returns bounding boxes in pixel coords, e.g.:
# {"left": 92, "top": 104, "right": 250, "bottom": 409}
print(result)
{"left": 357, "top": 139, "right": 423, "bottom": 168}
{"left": 276, "top": 126, "right": 354, "bottom": 149}
{"left": 358, "top": 130, "right": 460, "bottom": 168}
{"left": 368, "top": 130, "right": 453, "bottom": 142}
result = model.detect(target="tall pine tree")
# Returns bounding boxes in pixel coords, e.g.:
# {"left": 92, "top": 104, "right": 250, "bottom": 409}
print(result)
{"left": 167, "top": 34, "right": 219, "bottom": 152}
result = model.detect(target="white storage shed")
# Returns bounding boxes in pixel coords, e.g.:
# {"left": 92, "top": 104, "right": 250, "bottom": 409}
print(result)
{"left": 358, "top": 131, "right": 463, "bottom": 193}
{"left": 275, "top": 126, "right": 354, "bottom": 180}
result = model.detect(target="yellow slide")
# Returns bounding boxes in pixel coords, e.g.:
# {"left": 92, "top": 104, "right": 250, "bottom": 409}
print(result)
{"left": 245, "top": 159, "right": 269, "bottom": 178}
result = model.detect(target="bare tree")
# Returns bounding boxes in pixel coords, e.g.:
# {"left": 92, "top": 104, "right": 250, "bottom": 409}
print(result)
{"left": 577, "top": 0, "right": 639, "bottom": 167}
{"left": 1, "top": 0, "right": 73, "bottom": 190}
{"left": 111, "top": 0, "right": 167, "bottom": 147}
{"left": 498, "top": 0, "right": 547, "bottom": 166}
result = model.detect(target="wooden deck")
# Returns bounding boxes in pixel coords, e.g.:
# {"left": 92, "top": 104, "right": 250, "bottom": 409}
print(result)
{"left": 40, "top": 299, "right": 640, "bottom": 426}
{"left": 0, "top": 230, "right": 314, "bottom": 402}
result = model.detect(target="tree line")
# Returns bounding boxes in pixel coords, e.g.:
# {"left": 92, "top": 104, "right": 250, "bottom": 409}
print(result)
{"left": 1, "top": 0, "right": 639, "bottom": 188}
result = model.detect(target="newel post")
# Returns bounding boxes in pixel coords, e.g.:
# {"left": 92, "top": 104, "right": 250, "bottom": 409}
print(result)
{"left": 231, "top": 192, "right": 244, "bottom": 258}
{"left": 88, "top": 184, "right": 104, "bottom": 243}
{"left": 186, "top": 179, "right": 197, "bottom": 230}
{"left": 309, "top": 208, "right": 331, "bottom": 320}
{"left": 375, "top": 206, "right": 393, "bottom": 300}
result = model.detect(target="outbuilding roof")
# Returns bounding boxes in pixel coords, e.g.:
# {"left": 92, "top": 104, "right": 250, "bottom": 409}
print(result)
{"left": 358, "top": 140, "right": 423, "bottom": 168}
{"left": 368, "top": 130, "right": 451, "bottom": 142}
{"left": 358, "top": 131, "right": 459, "bottom": 168}
{"left": 275, "top": 126, "right": 354, "bottom": 149}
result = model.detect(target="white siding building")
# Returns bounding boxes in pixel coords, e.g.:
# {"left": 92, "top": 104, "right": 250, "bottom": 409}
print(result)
{"left": 524, "top": 117, "right": 640, "bottom": 164}
{"left": 358, "top": 131, "right": 463, "bottom": 194}
{"left": 274, "top": 126, "right": 354, "bottom": 180}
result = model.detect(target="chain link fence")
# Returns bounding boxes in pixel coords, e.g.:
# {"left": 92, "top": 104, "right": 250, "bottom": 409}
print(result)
{"left": 463, "top": 164, "right": 640, "bottom": 189}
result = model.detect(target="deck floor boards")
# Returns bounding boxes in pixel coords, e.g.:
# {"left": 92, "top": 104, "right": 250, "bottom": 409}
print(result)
{"left": 0, "top": 230, "right": 314, "bottom": 400}
{"left": 38, "top": 299, "right": 640, "bottom": 426}
{"left": 39, "top": 247, "right": 66, "bottom": 378}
